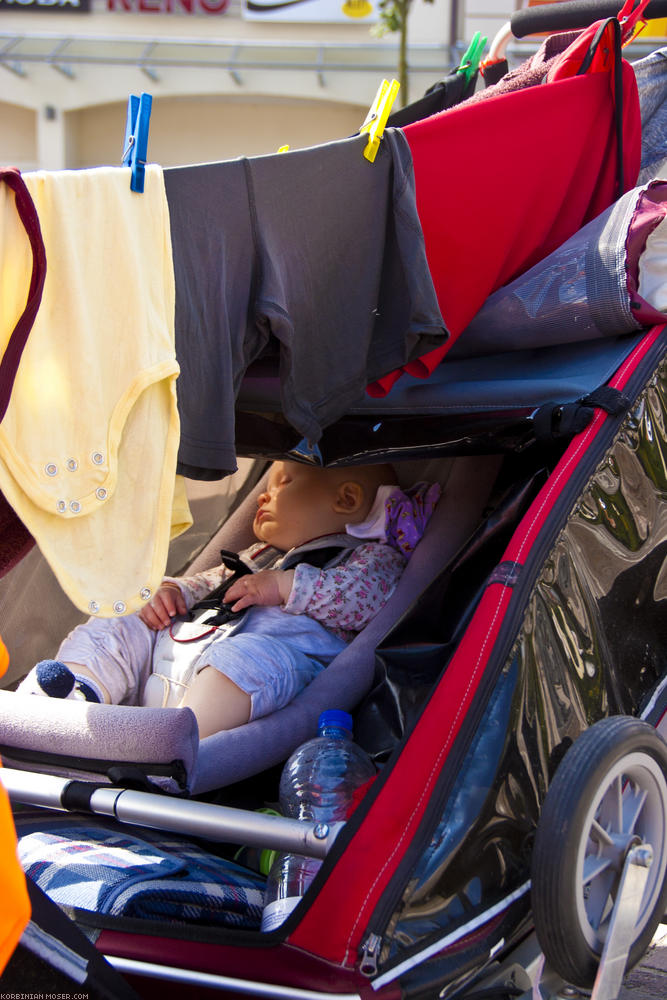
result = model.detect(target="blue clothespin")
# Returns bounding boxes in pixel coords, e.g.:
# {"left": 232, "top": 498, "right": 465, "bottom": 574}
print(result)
{"left": 122, "top": 92, "right": 152, "bottom": 193}
{"left": 289, "top": 439, "right": 323, "bottom": 465}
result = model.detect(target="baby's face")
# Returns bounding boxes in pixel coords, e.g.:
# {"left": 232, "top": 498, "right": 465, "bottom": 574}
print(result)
{"left": 253, "top": 461, "right": 344, "bottom": 551}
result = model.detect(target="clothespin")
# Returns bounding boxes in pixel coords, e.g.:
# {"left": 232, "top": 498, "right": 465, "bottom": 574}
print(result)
{"left": 359, "top": 79, "right": 400, "bottom": 164}
{"left": 289, "top": 439, "right": 323, "bottom": 464}
{"left": 278, "top": 145, "right": 290, "bottom": 152}
{"left": 617, "top": 0, "right": 651, "bottom": 44}
{"left": 122, "top": 92, "right": 152, "bottom": 193}
{"left": 456, "top": 31, "right": 487, "bottom": 87}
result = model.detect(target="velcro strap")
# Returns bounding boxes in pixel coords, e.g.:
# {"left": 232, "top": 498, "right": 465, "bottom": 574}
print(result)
{"left": 533, "top": 387, "right": 631, "bottom": 442}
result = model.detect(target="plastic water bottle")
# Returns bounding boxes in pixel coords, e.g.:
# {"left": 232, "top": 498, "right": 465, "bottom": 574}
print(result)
{"left": 261, "top": 709, "right": 375, "bottom": 932}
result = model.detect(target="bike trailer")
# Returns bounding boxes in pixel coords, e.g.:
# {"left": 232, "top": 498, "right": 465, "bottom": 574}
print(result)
{"left": 1, "top": 3, "right": 667, "bottom": 998}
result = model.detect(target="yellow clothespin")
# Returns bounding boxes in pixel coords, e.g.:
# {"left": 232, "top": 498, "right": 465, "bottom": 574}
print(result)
{"left": 278, "top": 145, "right": 289, "bottom": 153}
{"left": 359, "top": 78, "right": 400, "bottom": 163}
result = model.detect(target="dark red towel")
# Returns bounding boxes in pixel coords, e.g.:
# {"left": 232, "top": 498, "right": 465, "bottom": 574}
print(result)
{"left": 0, "top": 168, "right": 46, "bottom": 574}
{"left": 0, "top": 492, "right": 34, "bottom": 579}
{"left": 0, "top": 168, "right": 47, "bottom": 422}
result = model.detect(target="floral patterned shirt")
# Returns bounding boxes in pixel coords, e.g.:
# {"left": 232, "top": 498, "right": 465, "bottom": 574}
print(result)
{"left": 166, "top": 539, "right": 406, "bottom": 642}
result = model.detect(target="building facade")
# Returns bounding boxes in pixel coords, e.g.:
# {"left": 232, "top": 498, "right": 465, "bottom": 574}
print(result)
{"left": 0, "top": 0, "right": 515, "bottom": 169}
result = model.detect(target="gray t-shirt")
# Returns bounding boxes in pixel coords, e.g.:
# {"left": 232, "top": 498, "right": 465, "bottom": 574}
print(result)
{"left": 164, "top": 129, "right": 447, "bottom": 479}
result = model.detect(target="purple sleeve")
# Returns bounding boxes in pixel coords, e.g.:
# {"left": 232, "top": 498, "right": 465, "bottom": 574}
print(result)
{"left": 283, "top": 542, "right": 405, "bottom": 632}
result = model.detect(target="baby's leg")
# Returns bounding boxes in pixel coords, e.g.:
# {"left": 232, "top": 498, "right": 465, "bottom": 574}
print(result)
{"left": 180, "top": 669, "right": 251, "bottom": 738}
{"left": 18, "top": 614, "right": 157, "bottom": 705}
{"left": 180, "top": 630, "right": 328, "bottom": 739}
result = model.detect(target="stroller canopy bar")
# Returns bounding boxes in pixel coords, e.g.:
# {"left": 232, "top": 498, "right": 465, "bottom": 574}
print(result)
{"left": 239, "top": 337, "right": 644, "bottom": 418}
{"left": 235, "top": 335, "right": 645, "bottom": 464}
{"left": 511, "top": 0, "right": 667, "bottom": 38}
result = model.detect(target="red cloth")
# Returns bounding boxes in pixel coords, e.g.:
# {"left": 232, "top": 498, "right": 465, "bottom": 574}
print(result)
{"left": 0, "top": 168, "right": 47, "bottom": 422}
{"left": 0, "top": 169, "right": 43, "bottom": 576}
{"left": 368, "top": 20, "right": 641, "bottom": 397}
{"left": 0, "top": 492, "right": 34, "bottom": 579}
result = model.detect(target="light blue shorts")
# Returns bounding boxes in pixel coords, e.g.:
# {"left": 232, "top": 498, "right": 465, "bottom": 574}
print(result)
{"left": 51, "top": 605, "right": 346, "bottom": 722}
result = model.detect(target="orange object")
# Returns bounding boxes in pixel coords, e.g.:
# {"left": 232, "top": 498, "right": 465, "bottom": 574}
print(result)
{"left": 0, "top": 635, "right": 31, "bottom": 973}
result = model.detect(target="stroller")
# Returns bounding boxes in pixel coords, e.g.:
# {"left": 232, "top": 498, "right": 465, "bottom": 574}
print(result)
{"left": 1, "top": 2, "right": 667, "bottom": 998}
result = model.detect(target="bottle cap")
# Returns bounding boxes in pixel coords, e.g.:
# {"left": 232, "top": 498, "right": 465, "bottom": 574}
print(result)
{"left": 318, "top": 709, "right": 353, "bottom": 732}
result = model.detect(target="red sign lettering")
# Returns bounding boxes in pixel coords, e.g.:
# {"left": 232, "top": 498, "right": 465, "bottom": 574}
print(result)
{"left": 106, "top": 0, "right": 228, "bottom": 11}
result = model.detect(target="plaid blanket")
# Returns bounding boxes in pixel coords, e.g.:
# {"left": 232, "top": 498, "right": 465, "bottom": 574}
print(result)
{"left": 15, "top": 811, "right": 265, "bottom": 929}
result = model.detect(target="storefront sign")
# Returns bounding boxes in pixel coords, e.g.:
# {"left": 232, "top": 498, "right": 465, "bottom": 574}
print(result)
{"left": 243, "top": 0, "right": 376, "bottom": 22}
{"left": 105, "top": 0, "right": 229, "bottom": 9}
{"left": 0, "top": 0, "right": 231, "bottom": 10}
{"left": 0, "top": 0, "right": 90, "bottom": 10}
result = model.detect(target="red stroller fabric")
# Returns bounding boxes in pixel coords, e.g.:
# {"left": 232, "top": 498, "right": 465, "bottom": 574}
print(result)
{"left": 368, "top": 14, "right": 642, "bottom": 397}
{"left": 292, "top": 323, "right": 666, "bottom": 968}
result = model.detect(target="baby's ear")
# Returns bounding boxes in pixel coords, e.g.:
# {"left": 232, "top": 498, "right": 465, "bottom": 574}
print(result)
{"left": 334, "top": 481, "right": 365, "bottom": 514}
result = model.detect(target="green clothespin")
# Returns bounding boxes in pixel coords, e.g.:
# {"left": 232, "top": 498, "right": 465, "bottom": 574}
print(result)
{"left": 456, "top": 31, "right": 487, "bottom": 87}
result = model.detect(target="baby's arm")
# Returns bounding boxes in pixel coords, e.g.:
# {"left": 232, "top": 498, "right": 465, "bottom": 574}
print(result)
{"left": 138, "top": 564, "right": 231, "bottom": 631}
{"left": 138, "top": 582, "right": 188, "bottom": 630}
{"left": 284, "top": 543, "right": 406, "bottom": 632}
{"left": 224, "top": 569, "right": 295, "bottom": 610}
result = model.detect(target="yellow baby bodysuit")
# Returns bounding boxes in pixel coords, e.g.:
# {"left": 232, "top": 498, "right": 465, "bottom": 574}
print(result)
{"left": 0, "top": 165, "right": 191, "bottom": 617}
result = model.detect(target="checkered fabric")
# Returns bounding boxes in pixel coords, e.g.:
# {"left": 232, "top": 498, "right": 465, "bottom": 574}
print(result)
{"left": 14, "top": 811, "right": 265, "bottom": 929}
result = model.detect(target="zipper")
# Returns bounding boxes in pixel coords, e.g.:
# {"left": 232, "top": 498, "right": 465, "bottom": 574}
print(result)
{"left": 359, "top": 933, "right": 382, "bottom": 976}
{"left": 357, "top": 336, "right": 667, "bottom": 979}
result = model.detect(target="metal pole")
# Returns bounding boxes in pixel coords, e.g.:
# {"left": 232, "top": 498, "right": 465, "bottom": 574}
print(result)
{"left": 1, "top": 767, "right": 343, "bottom": 859}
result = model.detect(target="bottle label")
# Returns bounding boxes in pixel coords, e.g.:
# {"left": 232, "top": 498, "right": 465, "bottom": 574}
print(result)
{"left": 261, "top": 895, "right": 301, "bottom": 933}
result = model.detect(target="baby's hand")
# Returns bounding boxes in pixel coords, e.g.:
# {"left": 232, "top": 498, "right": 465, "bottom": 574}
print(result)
{"left": 138, "top": 582, "right": 187, "bottom": 630}
{"left": 224, "top": 569, "right": 295, "bottom": 611}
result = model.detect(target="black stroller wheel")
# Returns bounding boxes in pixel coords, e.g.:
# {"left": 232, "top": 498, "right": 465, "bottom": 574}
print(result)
{"left": 531, "top": 716, "right": 667, "bottom": 988}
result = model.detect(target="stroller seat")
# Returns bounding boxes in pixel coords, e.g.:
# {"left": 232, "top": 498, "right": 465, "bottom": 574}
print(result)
{"left": 0, "top": 451, "right": 509, "bottom": 936}
{"left": 0, "top": 453, "right": 502, "bottom": 797}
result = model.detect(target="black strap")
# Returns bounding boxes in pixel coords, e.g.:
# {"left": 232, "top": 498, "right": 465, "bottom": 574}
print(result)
{"left": 60, "top": 779, "right": 107, "bottom": 813}
{"left": 533, "top": 387, "right": 631, "bottom": 443}
{"left": 576, "top": 17, "right": 624, "bottom": 199}
{"left": 0, "top": 745, "right": 189, "bottom": 792}
{"left": 61, "top": 769, "right": 173, "bottom": 808}
{"left": 580, "top": 387, "right": 631, "bottom": 416}
{"left": 481, "top": 59, "right": 509, "bottom": 88}
{"left": 189, "top": 549, "right": 254, "bottom": 627}
{"left": 190, "top": 544, "right": 353, "bottom": 627}
{"left": 283, "top": 545, "right": 353, "bottom": 570}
